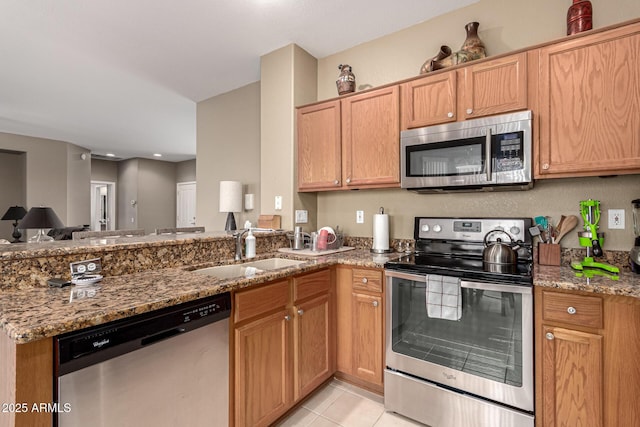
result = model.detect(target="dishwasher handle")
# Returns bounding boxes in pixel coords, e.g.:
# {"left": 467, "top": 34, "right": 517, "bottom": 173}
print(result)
{"left": 141, "top": 327, "right": 186, "bottom": 346}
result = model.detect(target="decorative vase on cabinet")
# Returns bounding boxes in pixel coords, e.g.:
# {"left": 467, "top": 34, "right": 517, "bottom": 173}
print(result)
{"left": 567, "top": 0, "right": 593, "bottom": 35}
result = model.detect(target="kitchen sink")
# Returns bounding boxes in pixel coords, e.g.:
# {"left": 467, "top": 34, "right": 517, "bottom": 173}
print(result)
{"left": 193, "top": 258, "right": 306, "bottom": 279}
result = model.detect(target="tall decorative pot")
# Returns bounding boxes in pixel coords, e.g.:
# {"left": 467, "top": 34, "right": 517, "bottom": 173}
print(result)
{"left": 567, "top": 0, "right": 593, "bottom": 35}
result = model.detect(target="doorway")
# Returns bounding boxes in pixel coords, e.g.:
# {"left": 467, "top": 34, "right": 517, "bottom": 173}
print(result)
{"left": 90, "top": 181, "right": 116, "bottom": 231}
{"left": 177, "top": 182, "right": 196, "bottom": 228}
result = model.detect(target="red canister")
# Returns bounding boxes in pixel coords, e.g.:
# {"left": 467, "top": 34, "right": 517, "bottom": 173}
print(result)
{"left": 318, "top": 229, "right": 329, "bottom": 251}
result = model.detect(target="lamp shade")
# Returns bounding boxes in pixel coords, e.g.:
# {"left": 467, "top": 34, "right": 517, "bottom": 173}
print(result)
{"left": 1, "top": 206, "right": 27, "bottom": 221}
{"left": 18, "top": 207, "right": 64, "bottom": 230}
{"left": 219, "top": 181, "right": 242, "bottom": 213}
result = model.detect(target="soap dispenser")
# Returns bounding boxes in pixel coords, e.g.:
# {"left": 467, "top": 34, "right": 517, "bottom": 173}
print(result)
{"left": 245, "top": 228, "right": 256, "bottom": 259}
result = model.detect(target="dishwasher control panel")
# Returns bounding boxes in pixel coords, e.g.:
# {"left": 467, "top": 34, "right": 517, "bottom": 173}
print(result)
{"left": 55, "top": 292, "right": 231, "bottom": 376}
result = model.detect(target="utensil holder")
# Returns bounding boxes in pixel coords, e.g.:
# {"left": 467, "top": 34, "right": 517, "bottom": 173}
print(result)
{"left": 538, "top": 243, "right": 561, "bottom": 266}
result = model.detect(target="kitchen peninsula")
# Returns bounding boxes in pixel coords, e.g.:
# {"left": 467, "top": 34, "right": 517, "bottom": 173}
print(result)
{"left": 0, "top": 232, "right": 396, "bottom": 427}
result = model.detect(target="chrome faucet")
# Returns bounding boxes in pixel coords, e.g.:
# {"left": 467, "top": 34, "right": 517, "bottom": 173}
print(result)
{"left": 233, "top": 229, "right": 249, "bottom": 261}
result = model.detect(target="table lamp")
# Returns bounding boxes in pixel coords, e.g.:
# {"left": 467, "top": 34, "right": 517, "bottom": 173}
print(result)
{"left": 18, "top": 207, "right": 64, "bottom": 243}
{"left": 1, "top": 206, "right": 28, "bottom": 243}
{"left": 219, "top": 181, "right": 242, "bottom": 231}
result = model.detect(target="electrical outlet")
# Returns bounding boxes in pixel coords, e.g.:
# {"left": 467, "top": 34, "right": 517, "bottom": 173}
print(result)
{"left": 275, "top": 196, "right": 282, "bottom": 210}
{"left": 608, "top": 209, "right": 625, "bottom": 229}
{"left": 356, "top": 210, "right": 364, "bottom": 224}
{"left": 295, "top": 210, "right": 308, "bottom": 224}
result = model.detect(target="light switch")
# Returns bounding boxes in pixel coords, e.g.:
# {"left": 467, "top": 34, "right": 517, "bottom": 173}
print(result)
{"left": 356, "top": 210, "right": 364, "bottom": 224}
{"left": 275, "top": 196, "right": 282, "bottom": 210}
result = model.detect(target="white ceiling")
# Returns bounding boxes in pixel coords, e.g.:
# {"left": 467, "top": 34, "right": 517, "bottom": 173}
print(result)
{"left": 0, "top": 0, "right": 476, "bottom": 162}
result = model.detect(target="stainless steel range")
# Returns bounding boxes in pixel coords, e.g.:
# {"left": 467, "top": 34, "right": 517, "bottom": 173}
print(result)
{"left": 384, "top": 217, "right": 534, "bottom": 427}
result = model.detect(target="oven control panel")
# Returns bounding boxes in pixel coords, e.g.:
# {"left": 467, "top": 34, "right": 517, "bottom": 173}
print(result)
{"left": 416, "top": 217, "right": 532, "bottom": 243}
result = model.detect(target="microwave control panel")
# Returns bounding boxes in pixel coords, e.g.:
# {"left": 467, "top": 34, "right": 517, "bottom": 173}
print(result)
{"left": 493, "top": 131, "right": 524, "bottom": 171}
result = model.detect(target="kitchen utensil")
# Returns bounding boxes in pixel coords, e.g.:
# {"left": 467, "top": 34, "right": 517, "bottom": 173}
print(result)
{"left": 482, "top": 229, "right": 519, "bottom": 271}
{"left": 292, "top": 226, "right": 310, "bottom": 250}
{"left": 528, "top": 226, "right": 541, "bottom": 239}
{"left": 554, "top": 214, "right": 578, "bottom": 243}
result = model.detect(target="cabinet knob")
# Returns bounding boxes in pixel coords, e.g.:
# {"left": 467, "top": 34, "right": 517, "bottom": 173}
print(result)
{"left": 284, "top": 315, "right": 291, "bottom": 321}
{"left": 361, "top": 277, "right": 368, "bottom": 284}
{"left": 542, "top": 163, "right": 550, "bottom": 170}
{"left": 466, "top": 108, "right": 473, "bottom": 115}
{"left": 334, "top": 180, "right": 340, "bottom": 185}
{"left": 447, "top": 112, "right": 454, "bottom": 118}
{"left": 372, "top": 300, "right": 379, "bottom": 308}
{"left": 297, "top": 309, "right": 304, "bottom": 316}
{"left": 567, "top": 306, "right": 577, "bottom": 315}
{"left": 346, "top": 178, "right": 351, "bottom": 184}
{"left": 545, "top": 332, "right": 554, "bottom": 340}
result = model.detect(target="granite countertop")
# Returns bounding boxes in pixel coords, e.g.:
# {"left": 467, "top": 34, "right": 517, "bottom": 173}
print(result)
{"left": 534, "top": 264, "right": 640, "bottom": 298}
{"left": 0, "top": 249, "right": 401, "bottom": 344}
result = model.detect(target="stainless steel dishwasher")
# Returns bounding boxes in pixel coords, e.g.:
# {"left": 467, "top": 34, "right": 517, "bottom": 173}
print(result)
{"left": 54, "top": 292, "right": 230, "bottom": 427}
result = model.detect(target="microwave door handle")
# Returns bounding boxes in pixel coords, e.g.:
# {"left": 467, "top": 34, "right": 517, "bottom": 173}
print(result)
{"left": 485, "top": 128, "right": 492, "bottom": 182}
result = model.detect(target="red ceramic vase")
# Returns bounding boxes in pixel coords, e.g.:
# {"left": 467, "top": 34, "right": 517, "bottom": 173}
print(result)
{"left": 567, "top": 0, "right": 593, "bottom": 36}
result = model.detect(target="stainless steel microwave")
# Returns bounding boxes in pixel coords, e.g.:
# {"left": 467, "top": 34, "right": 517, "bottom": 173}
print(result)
{"left": 401, "top": 111, "right": 532, "bottom": 193}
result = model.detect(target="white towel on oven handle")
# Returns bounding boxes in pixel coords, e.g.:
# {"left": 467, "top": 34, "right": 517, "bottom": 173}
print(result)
{"left": 425, "top": 274, "right": 462, "bottom": 321}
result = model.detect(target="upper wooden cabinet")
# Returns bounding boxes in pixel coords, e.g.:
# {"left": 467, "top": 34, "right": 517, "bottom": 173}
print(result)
{"left": 459, "top": 52, "right": 528, "bottom": 119}
{"left": 401, "top": 52, "right": 528, "bottom": 130}
{"left": 535, "top": 22, "right": 640, "bottom": 178}
{"left": 401, "top": 71, "right": 457, "bottom": 128}
{"left": 297, "top": 100, "right": 342, "bottom": 191}
{"left": 341, "top": 86, "right": 400, "bottom": 189}
{"left": 297, "top": 85, "right": 400, "bottom": 192}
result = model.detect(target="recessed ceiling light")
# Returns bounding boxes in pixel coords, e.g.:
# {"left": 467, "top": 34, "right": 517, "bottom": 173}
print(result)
{"left": 106, "top": 153, "right": 116, "bottom": 157}
{"left": 153, "top": 153, "right": 162, "bottom": 157}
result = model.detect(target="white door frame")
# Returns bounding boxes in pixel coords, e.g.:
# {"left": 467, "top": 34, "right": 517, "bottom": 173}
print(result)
{"left": 90, "top": 181, "right": 117, "bottom": 231}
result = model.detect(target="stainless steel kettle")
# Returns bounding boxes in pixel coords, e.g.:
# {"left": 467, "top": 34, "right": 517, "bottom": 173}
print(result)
{"left": 483, "top": 230, "right": 519, "bottom": 267}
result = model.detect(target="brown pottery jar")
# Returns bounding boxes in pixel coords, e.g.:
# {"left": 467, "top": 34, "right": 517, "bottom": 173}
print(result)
{"left": 336, "top": 64, "right": 355, "bottom": 95}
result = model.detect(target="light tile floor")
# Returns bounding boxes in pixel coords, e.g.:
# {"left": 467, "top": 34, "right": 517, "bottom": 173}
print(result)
{"left": 276, "top": 378, "right": 425, "bottom": 427}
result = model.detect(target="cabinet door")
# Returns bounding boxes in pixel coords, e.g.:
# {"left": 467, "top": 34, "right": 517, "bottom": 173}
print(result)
{"left": 294, "top": 293, "right": 334, "bottom": 400}
{"left": 460, "top": 52, "right": 527, "bottom": 119}
{"left": 541, "top": 326, "right": 603, "bottom": 427}
{"left": 297, "top": 101, "right": 342, "bottom": 191}
{"left": 401, "top": 71, "right": 457, "bottom": 129}
{"left": 537, "top": 23, "right": 640, "bottom": 177}
{"left": 352, "top": 292, "right": 383, "bottom": 386}
{"left": 234, "top": 309, "right": 292, "bottom": 427}
{"left": 341, "top": 86, "right": 400, "bottom": 188}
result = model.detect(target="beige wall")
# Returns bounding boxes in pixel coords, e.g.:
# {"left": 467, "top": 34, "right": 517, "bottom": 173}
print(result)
{"left": 91, "top": 159, "right": 118, "bottom": 183}
{"left": 176, "top": 159, "right": 196, "bottom": 183}
{"left": 196, "top": 82, "right": 261, "bottom": 232}
{"left": 305, "top": 0, "right": 640, "bottom": 250}
{"left": 0, "top": 151, "right": 26, "bottom": 241}
{"left": 117, "top": 159, "right": 139, "bottom": 230}
{"left": 0, "top": 132, "right": 91, "bottom": 231}
{"left": 137, "top": 158, "right": 176, "bottom": 233}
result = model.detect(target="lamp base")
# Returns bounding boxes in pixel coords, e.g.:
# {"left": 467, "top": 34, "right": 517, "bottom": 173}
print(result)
{"left": 224, "top": 212, "right": 237, "bottom": 231}
{"left": 29, "top": 229, "right": 54, "bottom": 243}
{"left": 11, "top": 222, "right": 22, "bottom": 243}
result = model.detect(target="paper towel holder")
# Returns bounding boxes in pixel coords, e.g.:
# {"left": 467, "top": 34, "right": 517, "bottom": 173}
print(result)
{"left": 371, "top": 207, "right": 393, "bottom": 254}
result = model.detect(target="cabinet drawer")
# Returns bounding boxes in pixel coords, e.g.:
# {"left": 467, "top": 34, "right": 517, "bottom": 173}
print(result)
{"left": 294, "top": 269, "right": 331, "bottom": 302}
{"left": 542, "top": 291, "right": 603, "bottom": 329}
{"left": 234, "top": 280, "right": 289, "bottom": 323}
{"left": 352, "top": 268, "right": 383, "bottom": 293}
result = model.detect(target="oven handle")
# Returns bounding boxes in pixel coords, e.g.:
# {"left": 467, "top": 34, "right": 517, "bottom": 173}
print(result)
{"left": 384, "top": 270, "right": 532, "bottom": 296}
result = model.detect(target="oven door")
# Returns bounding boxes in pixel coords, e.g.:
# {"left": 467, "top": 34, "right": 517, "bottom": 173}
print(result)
{"left": 385, "top": 270, "right": 534, "bottom": 412}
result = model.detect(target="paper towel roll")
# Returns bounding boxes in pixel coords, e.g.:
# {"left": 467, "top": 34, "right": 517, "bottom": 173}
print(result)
{"left": 372, "top": 213, "right": 390, "bottom": 251}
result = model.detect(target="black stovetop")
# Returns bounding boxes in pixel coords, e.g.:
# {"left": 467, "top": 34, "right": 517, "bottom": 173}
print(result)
{"left": 385, "top": 241, "right": 533, "bottom": 286}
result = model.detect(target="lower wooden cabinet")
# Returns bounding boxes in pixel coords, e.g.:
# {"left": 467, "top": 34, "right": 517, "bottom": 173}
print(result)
{"left": 232, "top": 269, "right": 335, "bottom": 427}
{"left": 535, "top": 287, "right": 640, "bottom": 427}
{"left": 336, "top": 266, "right": 384, "bottom": 391}
{"left": 234, "top": 308, "right": 292, "bottom": 427}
